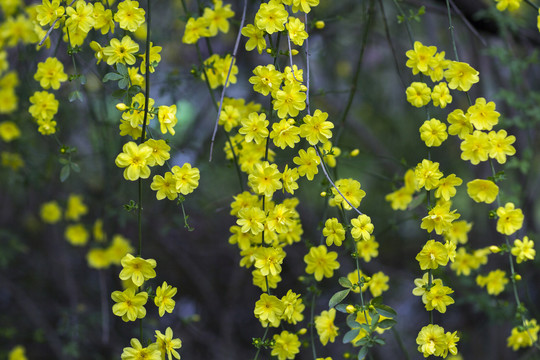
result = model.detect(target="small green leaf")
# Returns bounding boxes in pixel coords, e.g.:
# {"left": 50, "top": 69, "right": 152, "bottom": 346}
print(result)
{"left": 374, "top": 337, "right": 385, "bottom": 345}
{"left": 68, "top": 90, "right": 82, "bottom": 102}
{"left": 112, "top": 89, "right": 126, "bottom": 98}
{"left": 118, "top": 78, "right": 129, "bottom": 89}
{"left": 116, "top": 62, "right": 128, "bottom": 76}
{"left": 329, "top": 289, "right": 350, "bottom": 308}
{"left": 339, "top": 276, "right": 353, "bottom": 289}
{"left": 357, "top": 346, "right": 369, "bottom": 360}
{"left": 370, "top": 296, "right": 383, "bottom": 306}
{"left": 103, "top": 72, "right": 124, "bottom": 82}
{"left": 79, "top": 74, "right": 87, "bottom": 85}
{"left": 370, "top": 313, "right": 380, "bottom": 327}
{"left": 373, "top": 304, "right": 397, "bottom": 318}
{"left": 377, "top": 319, "right": 397, "bottom": 329}
{"left": 346, "top": 314, "right": 360, "bottom": 328}
{"left": 343, "top": 329, "right": 360, "bottom": 344}
{"left": 335, "top": 304, "right": 349, "bottom": 313}
{"left": 407, "top": 192, "right": 426, "bottom": 210}
{"left": 70, "top": 162, "right": 80, "bottom": 173}
{"left": 60, "top": 165, "right": 70, "bottom": 182}
{"left": 58, "top": 158, "right": 69, "bottom": 165}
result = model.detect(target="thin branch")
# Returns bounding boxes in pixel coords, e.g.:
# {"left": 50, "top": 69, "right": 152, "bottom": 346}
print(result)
{"left": 209, "top": 0, "right": 248, "bottom": 161}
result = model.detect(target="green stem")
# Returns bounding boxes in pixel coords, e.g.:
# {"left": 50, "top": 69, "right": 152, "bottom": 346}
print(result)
{"left": 310, "top": 294, "right": 317, "bottom": 359}
{"left": 253, "top": 326, "right": 270, "bottom": 360}
{"left": 391, "top": 327, "right": 411, "bottom": 360}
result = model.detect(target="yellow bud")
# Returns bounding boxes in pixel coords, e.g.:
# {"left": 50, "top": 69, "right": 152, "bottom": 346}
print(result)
{"left": 346, "top": 304, "right": 355, "bottom": 313}
{"left": 514, "top": 274, "right": 522, "bottom": 281}
{"left": 320, "top": 191, "right": 327, "bottom": 197}
{"left": 350, "top": 149, "right": 360, "bottom": 157}
{"left": 315, "top": 20, "right": 325, "bottom": 29}
{"left": 344, "top": 352, "right": 351, "bottom": 359}
{"left": 266, "top": 48, "right": 272, "bottom": 54}
{"left": 291, "top": 49, "right": 299, "bottom": 55}
{"left": 116, "top": 103, "right": 128, "bottom": 111}
{"left": 297, "top": 328, "right": 307, "bottom": 335}
{"left": 489, "top": 245, "right": 501, "bottom": 253}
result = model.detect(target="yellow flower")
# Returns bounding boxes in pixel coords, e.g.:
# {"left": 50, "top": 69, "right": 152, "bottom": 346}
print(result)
{"left": 119, "top": 253, "right": 157, "bottom": 287}
{"left": 304, "top": 245, "right": 340, "bottom": 281}
{"left": 444, "top": 220, "right": 472, "bottom": 245}
{"left": 121, "top": 338, "right": 161, "bottom": 360}
{"left": 405, "top": 41, "right": 437, "bottom": 75}
{"left": 431, "top": 82, "right": 452, "bottom": 108}
{"left": 272, "top": 331, "right": 301, "bottom": 360}
{"left": 447, "top": 109, "right": 473, "bottom": 139}
{"left": 171, "top": 163, "right": 200, "bottom": 195}
{"left": 115, "top": 141, "right": 153, "bottom": 181}
{"left": 254, "top": 246, "right": 285, "bottom": 276}
{"left": 416, "top": 240, "right": 449, "bottom": 270}
{"left": 34, "top": 57, "right": 68, "bottom": 90}
{"left": 293, "top": 147, "right": 320, "bottom": 180}
{"left": 466, "top": 179, "right": 498, "bottom": 204}
{"left": 460, "top": 130, "right": 490, "bottom": 165}
{"left": 254, "top": 293, "right": 284, "bottom": 327}
{"left": 155, "top": 327, "right": 182, "bottom": 360}
{"left": 419, "top": 118, "right": 447, "bottom": 147}
{"left": 511, "top": 236, "right": 535, "bottom": 263}
{"left": 114, "top": 0, "right": 145, "bottom": 32}
{"left": 65, "top": 194, "right": 88, "bottom": 221}
{"left": 87, "top": 248, "right": 111, "bottom": 269}
{"left": 421, "top": 201, "right": 460, "bottom": 235}
{"left": 507, "top": 319, "right": 539, "bottom": 351}
{"left": 350, "top": 214, "right": 374, "bottom": 241}
{"left": 488, "top": 129, "right": 516, "bottom": 164}
{"left": 65, "top": 223, "right": 89, "bottom": 246}
{"left": 444, "top": 60, "right": 479, "bottom": 91}
{"left": 369, "top": 271, "right": 389, "bottom": 297}
{"left": 323, "top": 218, "right": 345, "bottom": 246}
{"left": 106, "top": 234, "right": 134, "bottom": 265}
{"left": 496, "top": 202, "right": 524, "bottom": 235}
{"left": 182, "top": 16, "right": 211, "bottom": 44}
{"left": 36, "top": 0, "right": 65, "bottom": 27}
{"left": 140, "top": 42, "right": 162, "bottom": 74}
{"left": 93, "top": 2, "right": 114, "bottom": 34}
{"left": 495, "top": 0, "right": 522, "bottom": 12}
{"left": 202, "top": 0, "right": 234, "bottom": 36}
{"left": 239, "top": 112, "right": 269, "bottom": 144}
{"left": 291, "top": 0, "right": 320, "bottom": 13}
{"left": 434, "top": 174, "right": 462, "bottom": 201}
{"left": 476, "top": 269, "right": 508, "bottom": 296}
{"left": 425, "top": 283, "right": 454, "bottom": 313}
{"left": 237, "top": 206, "right": 266, "bottom": 235}
{"left": 28, "top": 91, "right": 59, "bottom": 121}
{"left": 154, "top": 281, "right": 177, "bottom": 317}
{"left": 406, "top": 82, "right": 431, "bottom": 108}
{"left": 281, "top": 290, "right": 304, "bottom": 324}
{"left": 1, "top": 152, "right": 24, "bottom": 170}
{"left": 286, "top": 17, "right": 308, "bottom": 46}
{"left": 151, "top": 172, "right": 178, "bottom": 201}
{"left": 65, "top": 0, "right": 95, "bottom": 33}
{"left": 103, "top": 36, "right": 140, "bottom": 65}
{"left": 255, "top": 0, "right": 288, "bottom": 34}
{"left": 385, "top": 187, "right": 413, "bottom": 211}
{"left": 0, "top": 121, "right": 21, "bottom": 142}
{"left": 356, "top": 236, "right": 379, "bottom": 262}
{"left": 467, "top": 97, "right": 500, "bottom": 131}
{"left": 314, "top": 308, "right": 339, "bottom": 345}
{"left": 272, "top": 82, "right": 306, "bottom": 118}
{"left": 299, "top": 109, "right": 334, "bottom": 146}
{"left": 329, "top": 178, "right": 366, "bottom": 210}
{"left": 241, "top": 23, "right": 266, "bottom": 53}
{"left": 270, "top": 118, "right": 300, "bottom": 149}
{"left": 416, "top": 324, "right": 447, "bottom": 357}
{"left": 414, "top": 159, "right": 443, "bottom": 191}
{"left": 40, "top": 200, "right": 62, "bottom": 224}
{"left": 8, "top": 346, "right": 27, "bottom": 360}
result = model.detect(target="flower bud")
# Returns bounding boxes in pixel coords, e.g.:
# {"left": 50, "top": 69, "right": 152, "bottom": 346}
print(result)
{"left": 116, "top": 103, "right": 128, "bottom": 111}
{"left": 350, "top": 149, "right": 360, "bottom": 157}
{"left": 346, "top": 304, "right": 355, "bottom": 313}
{"left": 489, "top": 245, "right": 501, "bottom": 253}
{"left": 297, "top": 328, "right": 307, "bottom": 335}
{"left": 291, "top": 49, "right": 299, "bottom": 55}
{"left": 320, "top": 191, "right": 327, "bottom": 197}
{"left": 514, "top": 274, "right": 522, "bottom": 281}
{"left": 315, "top": 20, "right": 325, "bottom": 29}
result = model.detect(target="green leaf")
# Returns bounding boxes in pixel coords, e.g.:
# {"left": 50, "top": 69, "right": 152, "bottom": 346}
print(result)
{"left": 112, "top": 89, "right": 126, "bottom": 98}
{"left": 374, "top": 337, "right": 385, "bottom": 345}
{"left": 357, "top": 346, "right": 369, "bottom": 360}
{"left": 70, "top": 162, "right": 80, "bottom": 173}
{"left": 343, "top": 329, "right": 360, "bottom": 344}
{"left": 68, "top": 90, "right": 82, "bottom": 102}
{"left": 370, "top": 296, "right": 383, "bottom": 306}
{"left": 60, "top": 165, "right": 70, "bottom": 182}
{"left": 407, "top": 192, "right": 426, "bottom": 210}
{"left": 116, "top": 62, "right": 128, "bottom": 76}
{"left": 58, "top": 158, "right": 69, "bottom": 165}
{"left": 329, "top": 289, "right": 350, "bottom": 308}
{"left": 79, "top": 74, "right": 86, "bottom": 85}
{"left": 370, "top": 313, "right": 380, "bottom": 327}
{"left": 103, "top": 72, "right": 124, "bottom": 82}
{"left": 346, "top": 314, "right": 360, "bottom": 328}
{"left": 118, "top": 78, "right": 129, "bottom": 89}
{"left": 339, "top": 276, "right": 353, "bottom": 289}
{"left": 335, "top": 304, "right": 349, "bottom": 313}
{"left": 373, "top": 304, "right": 397, "bottom": 318}
{"left": 377, "top": 319, "right": 397, "bottom": 329}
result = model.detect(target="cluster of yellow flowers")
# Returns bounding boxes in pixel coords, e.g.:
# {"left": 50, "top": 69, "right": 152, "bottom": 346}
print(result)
{"left": 394, "top": 39, "right": 538, "bottom": 356}
{"left": 111, "top": 254, "right": 182, "bottom": 360}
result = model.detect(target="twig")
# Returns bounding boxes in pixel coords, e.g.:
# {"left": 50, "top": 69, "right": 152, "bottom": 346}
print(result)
{"left": 209, "top": 0, "right": 247, "bottom": 161}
